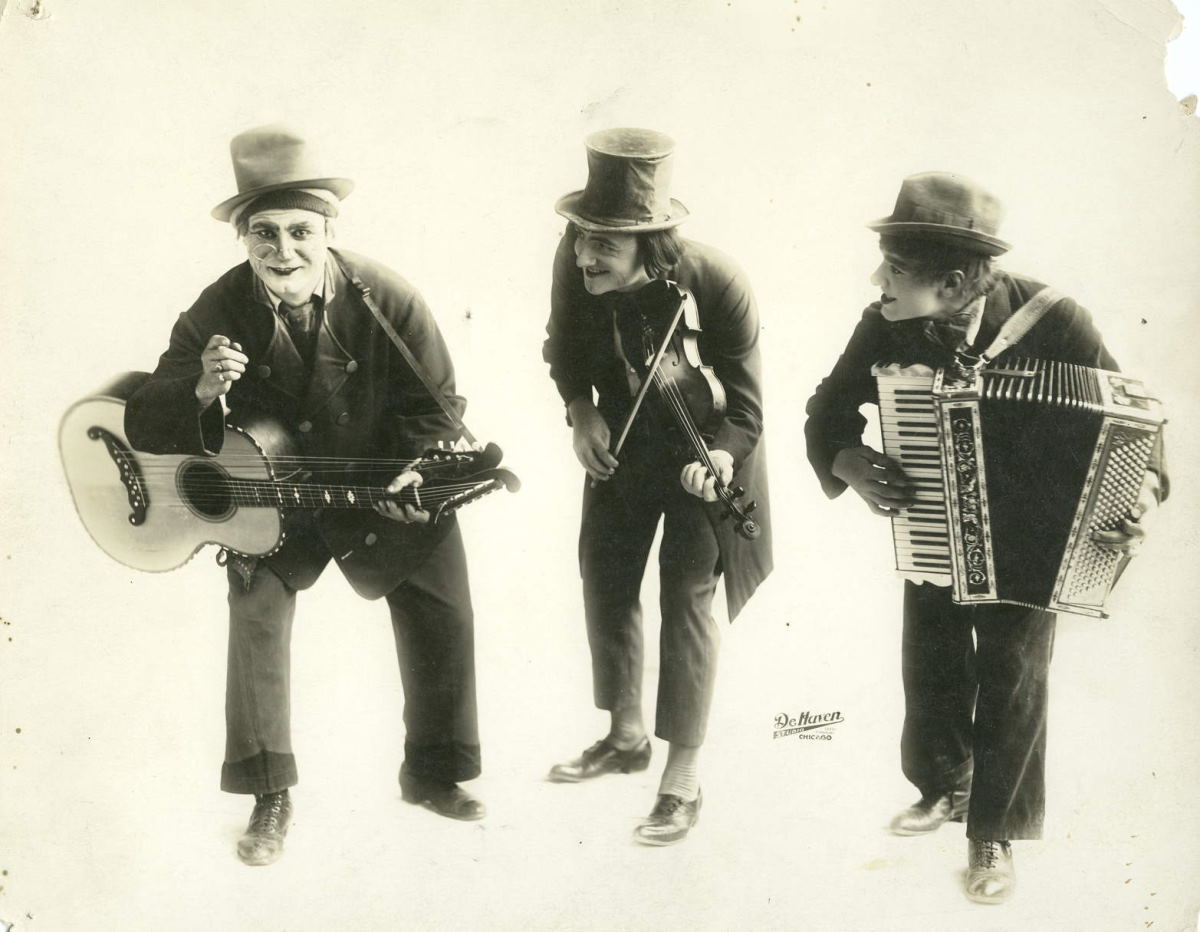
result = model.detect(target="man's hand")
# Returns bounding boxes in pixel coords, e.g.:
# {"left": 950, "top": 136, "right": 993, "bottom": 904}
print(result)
{"left": 680, "top": 449, "right": 734, "bottom": 501}
{"left": 196, "top": 335, "right": 248, "bottom": 408}
{"left": 569, "top": 398, "right": 618, "bottom": 481}
{"left": 374, "top": 471, "right": 431, "bottom": 524}
{"left": 832, "top": 445, "right": 917, "bottom": 516}
{"left": 1092, "top": 474, "right": 1158, "bottom": 555}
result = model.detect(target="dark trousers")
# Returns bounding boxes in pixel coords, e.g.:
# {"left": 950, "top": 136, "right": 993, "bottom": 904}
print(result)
{"left": 901, "top": 581, "right": 1056, "bottom": 840}
{"left": 220, "top": 524, "right": 480, "bottom": 795}
{"left": 579, "top": 454, "right": 722, "bottom": 749}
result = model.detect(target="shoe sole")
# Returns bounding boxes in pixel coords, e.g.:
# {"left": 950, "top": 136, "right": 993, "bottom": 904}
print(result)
{"left": 400, "top": 785, "right": 487, "bottom": 821}
{"left": 889, "top": 802, "right": 969, "bottom": 836}
{"left": 633, "top": 814, "right": 699, "bottom": 847}
{"left": 965, "top": 882, "right": 1015, "bottom": 906}
{"left": 546, "top": 756, "right": 652, "bottom": 784}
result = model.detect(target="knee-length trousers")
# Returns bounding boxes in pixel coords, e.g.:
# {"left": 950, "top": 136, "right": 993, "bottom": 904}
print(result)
{"left": 220, "top": 524, "right": 480, "bottom": 795}
{"left": 901, "top": 581, "right": 1056, "bottom": 840}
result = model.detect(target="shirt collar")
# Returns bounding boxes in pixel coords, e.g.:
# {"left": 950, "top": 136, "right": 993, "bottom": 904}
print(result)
{"left": 253, "top": 252, "right": 337, "bottom": 312}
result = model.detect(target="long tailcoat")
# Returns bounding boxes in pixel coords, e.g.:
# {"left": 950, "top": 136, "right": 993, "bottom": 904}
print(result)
{"left": 544, "top": 229, "right": 772, "bottom": 620}
{"left": 125, "top": 248, "right": 465, "bottom": 598}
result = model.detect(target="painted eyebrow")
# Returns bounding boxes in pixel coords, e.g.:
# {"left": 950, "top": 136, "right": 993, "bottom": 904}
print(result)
{"left": 250, "top": 220, "right": 318, "bottom": 232}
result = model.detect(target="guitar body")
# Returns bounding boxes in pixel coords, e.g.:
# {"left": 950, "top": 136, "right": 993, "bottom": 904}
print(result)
{"left": 59, "top": 374, "right": 285, "bottom": 572}
{"left": 60, "top": 373, "right": 520, "bottom": 575}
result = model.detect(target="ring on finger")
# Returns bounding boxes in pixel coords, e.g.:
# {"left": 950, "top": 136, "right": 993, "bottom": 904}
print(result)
{"left": 213, "top": 361, "right": 223, "bottom": 372}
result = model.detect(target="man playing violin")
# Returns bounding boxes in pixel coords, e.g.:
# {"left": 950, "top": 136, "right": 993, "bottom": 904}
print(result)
{"left": 543, "top": 128, "right": 772, "bottom": 845}
{"left": 124, "top": 125, "right": 486, "bottom": 866}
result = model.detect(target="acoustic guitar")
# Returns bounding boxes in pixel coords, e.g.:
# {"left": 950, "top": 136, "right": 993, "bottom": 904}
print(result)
{"left": 59, "top": 372, "right": 519, "bottom": 572}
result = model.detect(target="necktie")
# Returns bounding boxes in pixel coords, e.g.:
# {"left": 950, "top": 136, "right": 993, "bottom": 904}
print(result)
{"left": 282, "top": 300, "right": 318, "bottom": 367}
{"left": 282, "top": 301, "right": 315, "bottom": 337}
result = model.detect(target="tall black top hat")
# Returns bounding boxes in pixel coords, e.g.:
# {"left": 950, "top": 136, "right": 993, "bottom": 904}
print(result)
{"left": 868, "top": 172, "right": 1011, "bottom": 256}
{"left": 555, "top": 128, "right": 689, "bottom": 233}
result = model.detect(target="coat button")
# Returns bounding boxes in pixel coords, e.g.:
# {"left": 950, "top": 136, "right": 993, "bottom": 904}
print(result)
{"left": 257, "top": 365, "right": 272, "bottom": 379}
{"left": 345, "top": 360, "right": 359, "bottom": 374}
{"left": 364, "top": 532, "right": 378, "bottom": 546}
{"left": 298, "top": 420, "right": 313, "bottom": 433}
{"left": 336, "top": 412, "right": 351, "bottom": 426}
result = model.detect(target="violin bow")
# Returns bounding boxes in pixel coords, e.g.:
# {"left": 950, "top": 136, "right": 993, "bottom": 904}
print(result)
{"left": 609, "top": 285, "right": 689, "bottom": 459}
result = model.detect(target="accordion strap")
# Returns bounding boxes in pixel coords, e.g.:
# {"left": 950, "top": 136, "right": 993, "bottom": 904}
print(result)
{"left": 334, "top": 253, "right": 479, "bottom": 448}
{"left": 975, "top": 287, "right": 1062, "bottom": 367}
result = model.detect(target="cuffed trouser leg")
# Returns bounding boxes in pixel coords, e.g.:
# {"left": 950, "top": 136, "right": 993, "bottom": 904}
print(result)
{"left": 221, "top": 565, "right": 299, "bottom": 795}
{"left": 900, "top": 582, "right": 977, "bottom": 797}
{"left": 654, "top": 490, "right": 722, "bottom": 747}
{"left": 967, "top": 602, "right": 1055, "bottom": 841}
{"left": 387, "top": 523, "right": 481, "bottom": 784}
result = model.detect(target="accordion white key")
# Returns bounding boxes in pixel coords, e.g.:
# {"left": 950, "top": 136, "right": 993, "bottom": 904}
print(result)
{"left": 873, "top": 358, "right": 1165, "bottom": 618}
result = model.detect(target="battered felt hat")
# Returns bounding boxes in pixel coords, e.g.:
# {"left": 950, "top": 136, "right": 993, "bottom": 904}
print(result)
{"left": 869, "top": 172, "right": 1011, "bottom": 256}
{"left": 211, "top": 124, "right": 354, "bottom": 222}
{"left": 555, "top": 128, "right": 689, "bottom": 233}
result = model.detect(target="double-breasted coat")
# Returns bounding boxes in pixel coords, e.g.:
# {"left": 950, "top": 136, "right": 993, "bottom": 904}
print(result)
{"left": 125, "top": 248, "right": 466, "bottom": 597}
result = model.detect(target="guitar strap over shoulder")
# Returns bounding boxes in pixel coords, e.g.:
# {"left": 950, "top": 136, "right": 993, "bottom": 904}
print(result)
{"left": 334, "top": 253, "right": 479, "bottom": 449}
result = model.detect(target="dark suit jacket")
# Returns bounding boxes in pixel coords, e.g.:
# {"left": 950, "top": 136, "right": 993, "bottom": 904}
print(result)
{"left": 125, "top": 248, "right": 466, "bottom": 598}
{"left": 544, "top": 228, "right": 772, "bottom": 620}
{"left": 805, "top": 270, "right": 1168, "bottom": 501}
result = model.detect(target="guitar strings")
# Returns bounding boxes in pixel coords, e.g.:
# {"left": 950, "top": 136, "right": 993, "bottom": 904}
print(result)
{"left": 151, "top": 480, "right": 502, "bottom": 509}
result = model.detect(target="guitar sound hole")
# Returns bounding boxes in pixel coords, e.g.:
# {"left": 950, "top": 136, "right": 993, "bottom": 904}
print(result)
{"left": 177, "top": 461, "right": 234, "bottom": 520}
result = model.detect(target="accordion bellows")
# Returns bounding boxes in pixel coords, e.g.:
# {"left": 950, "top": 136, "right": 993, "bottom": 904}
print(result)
{"left": 874, "top": 358, "right": 1165, "bottom": 618}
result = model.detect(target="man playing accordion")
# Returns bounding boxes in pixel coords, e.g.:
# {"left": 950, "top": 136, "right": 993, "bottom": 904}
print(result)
{"left": 804, "top": 173, "right": 1167, "bottom": 905}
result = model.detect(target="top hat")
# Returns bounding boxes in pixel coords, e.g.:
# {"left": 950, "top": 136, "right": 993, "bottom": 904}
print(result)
{"left": 555, "top": 128, "right": 689, "bottom": 233}
{"left": 868, "top": 172, "right": 1010, "bottom": 256}
{"left": 210, "top": 124, "right": 354, "bottom": 222}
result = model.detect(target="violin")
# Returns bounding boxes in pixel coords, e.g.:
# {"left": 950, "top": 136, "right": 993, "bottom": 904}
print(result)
{"left": 610, "top": 281, "right": 761, "bottom": 541}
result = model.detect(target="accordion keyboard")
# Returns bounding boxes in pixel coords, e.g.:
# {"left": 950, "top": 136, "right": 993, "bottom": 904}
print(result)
{"left": 876, "top": 372, "right": 953, "bottom": 585}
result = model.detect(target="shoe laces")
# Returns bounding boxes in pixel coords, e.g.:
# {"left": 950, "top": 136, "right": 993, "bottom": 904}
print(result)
{"left": 656, "top": 795, "right": 685, "bottom": 816}
{"left": 975, "top": 840, "right": 1007, "bottom": 869}
{"left": 250, "top": 793, "right": 288, "bottom": 833}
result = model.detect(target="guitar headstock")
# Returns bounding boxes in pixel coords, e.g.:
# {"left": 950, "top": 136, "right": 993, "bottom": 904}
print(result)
{"left": 410, "top": 441, "right": 503, "bottom": 476}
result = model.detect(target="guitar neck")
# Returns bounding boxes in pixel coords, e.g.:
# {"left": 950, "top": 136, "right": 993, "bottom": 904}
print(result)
{"left": 228, "top": 478, "right": 423, "bottom": 510}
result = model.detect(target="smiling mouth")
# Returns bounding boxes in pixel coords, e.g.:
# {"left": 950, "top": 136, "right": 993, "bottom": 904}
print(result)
{"left": 269, "top": 266, "right": 301, "bottom": 276}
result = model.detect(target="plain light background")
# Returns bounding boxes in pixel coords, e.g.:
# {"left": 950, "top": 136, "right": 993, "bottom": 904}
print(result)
{"left": 1, "top": 0, "right": 1198, "bottom": 929}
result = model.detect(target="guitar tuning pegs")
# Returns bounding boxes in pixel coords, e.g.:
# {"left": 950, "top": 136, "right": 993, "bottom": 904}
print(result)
{"left": 731, "top": 486, "right": 746, "bottom": 500}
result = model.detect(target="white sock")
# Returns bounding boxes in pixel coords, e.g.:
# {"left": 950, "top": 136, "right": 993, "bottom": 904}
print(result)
{"left": 657, "top": 743, "right": 701, "bottom": 801}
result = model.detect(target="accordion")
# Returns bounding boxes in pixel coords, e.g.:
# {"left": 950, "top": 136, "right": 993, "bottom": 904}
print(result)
{"left": 874, "top": 358, "right": 1164, "bottom": 618}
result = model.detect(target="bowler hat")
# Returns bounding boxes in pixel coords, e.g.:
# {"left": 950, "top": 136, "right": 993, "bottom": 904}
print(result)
{"left": 211, "top": 124, "right": 354, "bottom": 222}
{"left": 555, "top": 128, "right": 689, "bottom": 233}
{"left": 869, "top": 172, "right": 1010, "bottom": 256}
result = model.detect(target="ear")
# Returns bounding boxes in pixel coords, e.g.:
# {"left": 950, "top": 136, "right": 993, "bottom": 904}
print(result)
{"left": 939, "top": 269, "right": 966, "bottom": 297}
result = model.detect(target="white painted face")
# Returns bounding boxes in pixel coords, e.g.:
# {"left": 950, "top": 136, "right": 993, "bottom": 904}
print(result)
{"left": 243, "top": 208, "right": 329, "bottom": 306}
{"left": 870, "top": 251, "right": 958, "bottom": 322}
{"left": 574, "top": 228, "right": 651, "bottom": 296}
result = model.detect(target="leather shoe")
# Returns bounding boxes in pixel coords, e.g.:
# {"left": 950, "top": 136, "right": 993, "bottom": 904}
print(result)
{"left": 399, "top": 767, "right": 486, "bottom": 821}
{"left": 547, "top": 737, "right": 652, "bottom": 783}
{"left": 965, "top": 839, "right": 1016, "bottom": 904}
{"left": 236, "top": 789, "right": 292, "bottom": 867}
{"left": 889, "top": 788, "right": 969, "bottom": 836}
{"left": 633, "top": 790, "right": 702, "bottom": 846}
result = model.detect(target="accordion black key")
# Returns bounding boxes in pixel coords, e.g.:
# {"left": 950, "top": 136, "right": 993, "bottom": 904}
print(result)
{"left": 874, "top": 358, "right": 1165, "bottom": 618}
